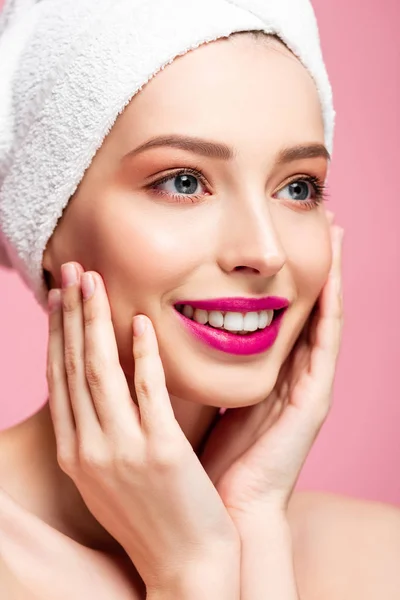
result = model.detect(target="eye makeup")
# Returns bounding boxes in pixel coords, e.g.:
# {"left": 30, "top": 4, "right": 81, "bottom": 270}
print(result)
{"left": 145, "top": 167, "right": 328, "bottom": 209}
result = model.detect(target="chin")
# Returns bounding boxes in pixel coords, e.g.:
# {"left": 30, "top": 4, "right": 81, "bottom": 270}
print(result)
{"left": 162, "top": 349, "right": 283, "bottom": 409}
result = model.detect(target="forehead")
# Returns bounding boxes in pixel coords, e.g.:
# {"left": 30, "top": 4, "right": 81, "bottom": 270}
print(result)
{"left": 111, "top": 34, "right": 324, "bottom": 155}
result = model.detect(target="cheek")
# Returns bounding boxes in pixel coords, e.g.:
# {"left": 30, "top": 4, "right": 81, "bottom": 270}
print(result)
{"left": 80, "top": 200, "right": 208, "bottom": 371}
{"left": 270, "top": 218, "right": 332, "bottom": 366}
{"left": 289, "top": 226, "right": 332, "bottom": 300}
{"left": 281, "top": 218, "right": 331, "bottom": 339}
{"left": 274, "top": 208, "right": 331, "bottom": 297}
{"left": 84, "top": 198, "right": 201, "bottom": 295}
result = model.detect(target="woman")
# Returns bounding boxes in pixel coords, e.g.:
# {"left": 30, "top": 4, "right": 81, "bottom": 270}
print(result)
{"left": 0, "top": 1, "right": 399, "bottom": 598}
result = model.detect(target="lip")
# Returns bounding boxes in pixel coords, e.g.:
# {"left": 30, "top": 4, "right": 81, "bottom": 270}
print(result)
{"left": 173, "top": 296, "right": 289, "bottom": 356}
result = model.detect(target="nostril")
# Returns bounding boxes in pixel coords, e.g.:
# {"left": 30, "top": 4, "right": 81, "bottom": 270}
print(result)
{"left": 233, "top": 265, "right": 260, "bottom": 274}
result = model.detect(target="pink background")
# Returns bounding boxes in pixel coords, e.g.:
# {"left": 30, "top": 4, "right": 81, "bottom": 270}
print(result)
{"left": 0, "top": 0, "right": 399, "bottom": 505}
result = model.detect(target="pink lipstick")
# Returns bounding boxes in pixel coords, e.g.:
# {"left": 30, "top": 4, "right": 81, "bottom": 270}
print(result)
{"left": 173, "top": 296, "right": 289, "bottom": 356}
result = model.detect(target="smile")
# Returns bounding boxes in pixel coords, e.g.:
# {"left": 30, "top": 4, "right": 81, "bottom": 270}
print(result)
{"left": 173, "top": 297, "right": 289, "bottom": 356}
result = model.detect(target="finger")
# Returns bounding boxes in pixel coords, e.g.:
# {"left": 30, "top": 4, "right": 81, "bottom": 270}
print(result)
{"left": 321, "top": 224, "right": 344, "bottom": 321}
{"left": 61, "top": 262, "right": 101, "bottom": 439}
{"left": 81, "top": 271, "right": 140, "bottom": 434}
{"left": 132, "top": 315, "right": 177, "bottom": 436}
{"left": 47, "top": 287, "right": 76, "bottom": 453}
{"left": 308, "top": 222, "right": 342, "bottom": 350}
{"left": 310, "top": 226, "right": 344, "bottom": 381}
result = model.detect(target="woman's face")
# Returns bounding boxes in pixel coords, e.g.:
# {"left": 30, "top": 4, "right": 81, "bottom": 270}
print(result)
{"left": 44, "top": 34, "right": 332, "bottom": 408}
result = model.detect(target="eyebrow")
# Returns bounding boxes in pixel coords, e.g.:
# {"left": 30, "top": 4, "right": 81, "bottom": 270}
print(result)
{"left": 124, "top": 134, "right": 331, "bottom": 164}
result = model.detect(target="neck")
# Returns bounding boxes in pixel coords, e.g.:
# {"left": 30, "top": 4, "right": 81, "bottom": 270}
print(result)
{"left": 0, "top": 398, "right": 219, "bottom": 554}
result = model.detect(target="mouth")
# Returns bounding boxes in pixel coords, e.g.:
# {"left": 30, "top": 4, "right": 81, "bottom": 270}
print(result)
{"left": 173, "top": 297, "right": 289, "bottom": 356}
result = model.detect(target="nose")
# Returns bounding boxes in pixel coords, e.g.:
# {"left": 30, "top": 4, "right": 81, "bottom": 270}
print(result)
{"left": 217, "top": 196, "right": 286, "bottom": 278}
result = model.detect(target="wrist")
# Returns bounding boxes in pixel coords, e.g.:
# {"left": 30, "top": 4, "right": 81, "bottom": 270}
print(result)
{"left": 231, "top": 503, "right": 289, "bottom": 537}
{"left": 146, "top": 543, "right": 241, "bottom": 600}
{"left": 237, "top": 510, "right": 300, "bottom": 600}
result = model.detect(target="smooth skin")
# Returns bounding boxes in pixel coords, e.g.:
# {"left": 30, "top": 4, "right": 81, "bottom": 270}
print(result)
{"left": 0, "top": 31, "right": 399, "bottom": 599}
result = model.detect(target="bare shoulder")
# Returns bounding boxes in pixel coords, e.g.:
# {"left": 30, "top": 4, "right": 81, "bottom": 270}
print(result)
{"left": 288, "top": 490, "right": 400, "bottom": 600}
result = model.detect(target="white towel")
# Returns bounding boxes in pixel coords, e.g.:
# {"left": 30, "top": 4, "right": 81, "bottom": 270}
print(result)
{"left": 0, "top": 0, "right": 335, "bottom": 309}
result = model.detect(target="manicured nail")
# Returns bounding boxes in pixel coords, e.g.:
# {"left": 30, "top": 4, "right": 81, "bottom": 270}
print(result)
{"left": 61, "top": 263, "right": 78, "bottom": 288}
{"left": 133, "top": 315, "right": 147, "bottom": 337}
{"left": 81, "top": 272, "right": 95, "bottom": 300}
{"left": 48, "top": 289, "right": 62, "bottom": 313}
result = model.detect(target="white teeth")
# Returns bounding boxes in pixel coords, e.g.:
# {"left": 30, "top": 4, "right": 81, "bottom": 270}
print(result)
{"left": 259, "top": 310, "right": 274, "bottom": 328}
{"left": 258, "top": 311, "right": 269, "bottom": 328}
{"left": 243, "top": 312, "right": 259, "bottom": 332}
{"left": 208, "top": 310, "right": 224, "bottom": 328}
{"left": 180, "top": 305, "right": 276, "bottom": 332}
{"left": 193, "top": 308, "right": 208, "bottom": 325}
{"left": 223, "top": 312, "right": 244, "bottom": 332}
{"left": 266, "top": 310, "right": 274, "bottom": 326}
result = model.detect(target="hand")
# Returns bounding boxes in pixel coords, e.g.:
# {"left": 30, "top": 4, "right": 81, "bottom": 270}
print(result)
{"left": 46, "top": 263, "right": 240, "bottom": 591}
{"left": 199, "top": 223, "right": 344, "bottom": 524}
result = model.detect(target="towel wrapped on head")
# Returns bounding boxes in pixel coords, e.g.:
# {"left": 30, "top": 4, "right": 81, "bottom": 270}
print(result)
{"left": 0, "top": 0, "right": 335, "bottom": 309}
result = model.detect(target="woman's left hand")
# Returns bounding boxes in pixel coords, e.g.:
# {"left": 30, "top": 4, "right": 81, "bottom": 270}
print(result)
{"left": 199, "top": 223, "right": 344, "bottom": 525}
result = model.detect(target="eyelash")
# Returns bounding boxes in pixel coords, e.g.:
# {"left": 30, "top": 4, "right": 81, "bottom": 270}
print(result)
{"left": 146, "top": 168, "right": 209, "bottom": 203}
{"left": 146, "top": 167, "right": 329, "bottom": 208}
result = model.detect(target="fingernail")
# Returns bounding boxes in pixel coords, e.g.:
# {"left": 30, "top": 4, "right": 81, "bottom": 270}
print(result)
{"left": 81, "top": 272, "right": 95, "bottom": 300}
{"left": 133, "top": 315, "right": 146, "bottom": 337}
{"left": 326, "top": 210, "right": 335, "bottom": 224}
{"left": 48, "top": 289, "right": 62, "bottom": 313}
{"left": 61, "top": 263, "right": 78, "bottom": 288}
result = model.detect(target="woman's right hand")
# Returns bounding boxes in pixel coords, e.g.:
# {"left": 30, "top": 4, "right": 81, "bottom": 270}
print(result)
{"left": 46, "top": 262, "right": 240, "bottom": 595}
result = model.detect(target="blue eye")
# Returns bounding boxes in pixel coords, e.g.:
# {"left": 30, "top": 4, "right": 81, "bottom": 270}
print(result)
{"left": 148, "top": 169, "right": 327, "bottom": 208}
{"left": 151, "top": 170, "right": 207, "bottom": 199}
{"left": 275, "top": 176, "right": 328, "bottom": 207}
{"left": 276, "top": 179, "right": 313, "bottom": 202}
